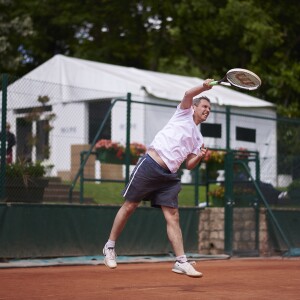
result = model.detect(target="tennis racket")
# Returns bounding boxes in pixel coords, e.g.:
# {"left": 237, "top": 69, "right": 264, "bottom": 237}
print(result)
{"left": 209, "top": 68, "right": 261, "bottom": 90}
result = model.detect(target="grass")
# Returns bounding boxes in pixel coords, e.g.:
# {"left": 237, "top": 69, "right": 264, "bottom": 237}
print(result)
{"left": 72, "top": 181, "right": 209, "bottom": 206}
{"left": 71, "top": 180, "right": 295, "bottom": 207}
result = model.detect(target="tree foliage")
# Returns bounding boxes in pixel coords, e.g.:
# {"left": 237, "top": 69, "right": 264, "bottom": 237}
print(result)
{"left": 1, "top": 0, "right": 300, "bottom": 114}
{"left": 0, "top": 0, "right": 34, "bottom": 72}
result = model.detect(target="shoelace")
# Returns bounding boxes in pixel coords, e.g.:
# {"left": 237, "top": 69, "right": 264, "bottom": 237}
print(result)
{"left": 106, "top": 248, "right": 116, "bottom": 260}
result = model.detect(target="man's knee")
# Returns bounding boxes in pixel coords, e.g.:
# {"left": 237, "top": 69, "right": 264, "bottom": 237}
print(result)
{"left": 122, "top": 201, "right": 139, "bottom": 215}
{"left": 162, "top": 206, "right": 180, "bottom": 223}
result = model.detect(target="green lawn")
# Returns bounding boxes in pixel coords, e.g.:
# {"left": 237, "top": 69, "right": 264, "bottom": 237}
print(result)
{"left": 71, "top": 180, "right": 293, "bottom": 207}
{"left": 74, "top": 182, "right": 210, "bottom": 207}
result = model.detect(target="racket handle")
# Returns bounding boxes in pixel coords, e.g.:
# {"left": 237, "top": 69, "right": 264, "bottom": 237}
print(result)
{"left": 209, "top": 81, "right": 219, "bottom": 86}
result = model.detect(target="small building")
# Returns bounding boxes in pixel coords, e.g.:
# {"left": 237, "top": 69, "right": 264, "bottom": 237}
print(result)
{"left": 2, "top": 55, "right": 276, "bottom": 183}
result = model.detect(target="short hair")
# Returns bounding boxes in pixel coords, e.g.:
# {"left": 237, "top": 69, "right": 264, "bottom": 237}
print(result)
{"left": 193, "top": 96, "right": 211, "bottom": 106}
{"left": 6, "top": 122, "right": 11, "bottom": 129}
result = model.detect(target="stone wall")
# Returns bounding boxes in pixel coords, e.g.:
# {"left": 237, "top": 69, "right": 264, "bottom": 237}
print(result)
{"left": 198, "top": 207, "right": 273, "bottom": 256}
{"left": 259, "top": 208, "right": 274, "bottom": 256}
{"left": 199, "top": 208, "right": 225, "bottom": 255}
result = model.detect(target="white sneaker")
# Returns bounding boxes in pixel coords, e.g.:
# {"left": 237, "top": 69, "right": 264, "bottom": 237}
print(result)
{"left": 172, "top": 261, "right": 203, "bottom": 278}
{"left": 103, "top": 247, "right": 117, "bottom": 269}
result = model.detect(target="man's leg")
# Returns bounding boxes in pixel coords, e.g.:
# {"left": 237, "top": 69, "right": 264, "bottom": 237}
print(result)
{"left": 161, "top": 206, "right": 184, "bottom": 256}
{"left": 109, "top": 201, "right": 139, "bottom": 240}
{"left": 103, "top": 201, "right": 139, "bottom": 269}
{"left": 161, "top": 206, "right": 202, "bottom": 278}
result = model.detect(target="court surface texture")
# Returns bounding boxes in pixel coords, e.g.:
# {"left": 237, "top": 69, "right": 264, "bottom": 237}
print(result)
{"left": 0, "top": 256, "right": 300, "bottom": 299}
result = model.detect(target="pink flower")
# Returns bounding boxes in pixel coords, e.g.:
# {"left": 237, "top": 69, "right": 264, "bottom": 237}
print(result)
{"left": 95, "top": 139, "right": 147, "bottom": 164}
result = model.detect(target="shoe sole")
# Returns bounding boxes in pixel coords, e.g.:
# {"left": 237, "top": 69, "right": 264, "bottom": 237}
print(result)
{"left": 104, "top": 258, "right": 117, "bottom": 269}
{"left": 172, "top": 268, "right": 203, "bottom": 278}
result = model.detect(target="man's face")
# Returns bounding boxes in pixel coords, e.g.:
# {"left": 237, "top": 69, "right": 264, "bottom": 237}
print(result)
{"left": 193, "top": 99, "right": 211, "bottom": 124}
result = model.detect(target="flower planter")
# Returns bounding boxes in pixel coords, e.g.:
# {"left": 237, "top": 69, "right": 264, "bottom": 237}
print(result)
{"left": 97, "top": 150, "right": 140, "bottom": 165}
{"left": 97, "top": 150, "right": 124, "bottom": 165}
{"left": 95, "top": 139, "right": 146, "bottom": 166}
{"left": 5, "top": 177, "right": 49, "bottom": 203}
{"left": 100, "top": 163, "right": 124, "bottom": 180}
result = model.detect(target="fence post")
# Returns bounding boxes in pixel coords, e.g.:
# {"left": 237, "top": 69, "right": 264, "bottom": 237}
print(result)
{"left": 0, "top": 74, "right": 8, "bottom": 201}
{"left": 79, "top": 151, "right": 85, "bottom": 204}
{"left": 125, "top": 93, "right": 132, "bottom": 184}
{"left": 194, "top": 164, "right": 200, "bottom": 206}
{"left": 226, "top": 106, "right": 231, "bottom": 149}
{"left": 224, "top": 149, "right": 234, "bottom": 255}
{"left": 224, "top": 106, "right": 233, "bottom": 254}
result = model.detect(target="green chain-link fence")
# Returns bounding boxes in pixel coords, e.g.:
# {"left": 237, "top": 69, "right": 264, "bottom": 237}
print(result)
{"left": 1, "top": 73, "right": 300, "bottom": 206}
{"left": 1, "top": 73, "right": 300, "bottom": 257}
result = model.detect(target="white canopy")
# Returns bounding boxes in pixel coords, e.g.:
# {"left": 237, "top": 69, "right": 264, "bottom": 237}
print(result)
{"left": 8, "top": 54, "right": 274, "bottom": 109}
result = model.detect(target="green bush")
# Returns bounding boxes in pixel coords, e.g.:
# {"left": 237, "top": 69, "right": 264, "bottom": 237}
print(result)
{"left": 6, "top": 160, "right": 46, "bottom": 178}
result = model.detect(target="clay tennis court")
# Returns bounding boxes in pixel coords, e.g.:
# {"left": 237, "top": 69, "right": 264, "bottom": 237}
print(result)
{"left": 1, "top": 257, "right": 300, "bottom": 300}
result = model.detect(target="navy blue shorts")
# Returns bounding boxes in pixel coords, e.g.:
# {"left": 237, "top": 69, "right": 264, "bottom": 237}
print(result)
{"left": 122, "top": 154, "right": 181, "bottom": 208}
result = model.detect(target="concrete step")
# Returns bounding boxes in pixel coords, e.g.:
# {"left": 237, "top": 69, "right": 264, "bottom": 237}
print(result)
{"left": 43, "top": 195, "right": 95, "bottom": 204}
{"left": 44, "top": 189, "right": 70, "bottom": 195}
{"left": 43, "top": 177, "right": 96, "bottom": 204}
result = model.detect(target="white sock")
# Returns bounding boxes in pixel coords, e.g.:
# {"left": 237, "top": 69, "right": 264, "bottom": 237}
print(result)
{"left": 176, "top": 255, "right": 187, "bottom": 263}
{"left": 105, "top": 240, "right": 116, "bottom": 249}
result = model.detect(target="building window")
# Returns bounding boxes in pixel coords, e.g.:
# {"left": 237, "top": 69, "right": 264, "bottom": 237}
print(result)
{"left": 201, "top": 123, "right": 222, "bottom": 138}
{"left": 236, "top": 126, "right": 256, "bottom": 143}
{"left": 88, "top": 101, "right": 111, "bottom": 143}
{"left": 16, "top": 117, "right": 32, "bottom": 162}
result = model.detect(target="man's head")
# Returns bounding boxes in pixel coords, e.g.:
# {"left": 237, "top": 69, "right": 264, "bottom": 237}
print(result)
{"left": 6, "top": 122, "right": 11, "bottom": 131}
{"left": 192, "top": 96, "right": 211, "bottom": 125}
{"left": 193, "top": 96, "right": 211, "bottom": 106}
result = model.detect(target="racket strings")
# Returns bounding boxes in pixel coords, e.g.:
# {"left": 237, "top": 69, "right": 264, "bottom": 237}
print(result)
{"left": 227, "top": 71, "right": 261, "bottom": 90}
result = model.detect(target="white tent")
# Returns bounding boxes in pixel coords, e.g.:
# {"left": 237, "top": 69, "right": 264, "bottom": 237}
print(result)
{"left": 3, "top": 55, "right": 277, "bottom": 183}
{"left": 8, "top": 54, "right": 274, "bottom": 107}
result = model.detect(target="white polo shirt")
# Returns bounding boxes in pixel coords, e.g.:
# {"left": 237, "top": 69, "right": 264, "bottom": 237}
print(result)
{"left": 149, "top": 105, "right": 203, "bottom": 173}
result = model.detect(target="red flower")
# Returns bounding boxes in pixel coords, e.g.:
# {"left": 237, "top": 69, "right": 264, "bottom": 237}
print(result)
{"left": 95, "top": 139, "right": 147, "bottom": 164}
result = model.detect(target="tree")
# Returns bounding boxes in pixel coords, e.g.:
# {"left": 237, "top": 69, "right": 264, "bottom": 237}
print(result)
{"left": 251, "top": 0, "right": 300, "bottom": 108}
{"left": 2, "top": 0, "right": 300, "bottom": 111}
{"left": 0, "top": 0, "right": 34, "bottom": 74}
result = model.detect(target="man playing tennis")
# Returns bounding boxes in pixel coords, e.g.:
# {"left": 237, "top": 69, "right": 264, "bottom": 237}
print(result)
{"left": 103, "top": 79, "right": 214, "bottom": 277}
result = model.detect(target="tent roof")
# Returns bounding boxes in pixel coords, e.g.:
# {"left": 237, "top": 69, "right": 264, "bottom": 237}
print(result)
{"left": 21, "top": 54, "right": 274, "bottom": 108}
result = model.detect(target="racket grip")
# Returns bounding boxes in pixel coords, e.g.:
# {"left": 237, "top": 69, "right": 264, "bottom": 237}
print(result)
{"left": 209, "top": 81, "right": 219, "bottom": 86}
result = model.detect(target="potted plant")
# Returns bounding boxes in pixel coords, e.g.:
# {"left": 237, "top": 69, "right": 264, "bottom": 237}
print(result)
{"left": 129, "top": 142, "right": 147, "bottom": 164}
{"left": 95, "top": 139, "right": 125, "bottom": 164}
{"left": 5, "top": 159, "right": 49, "bottom": 203}
{"left": 192, "top": 150, "right": 225, "bottom": 183}
{"left": 208, "top": 184, "right": 256, "bottom": 207}
{"left": 208, "top": 186, "right": 225, "bottom": 207}
{"left": 95, "top": 139, "right": 147, "bottom": 165}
